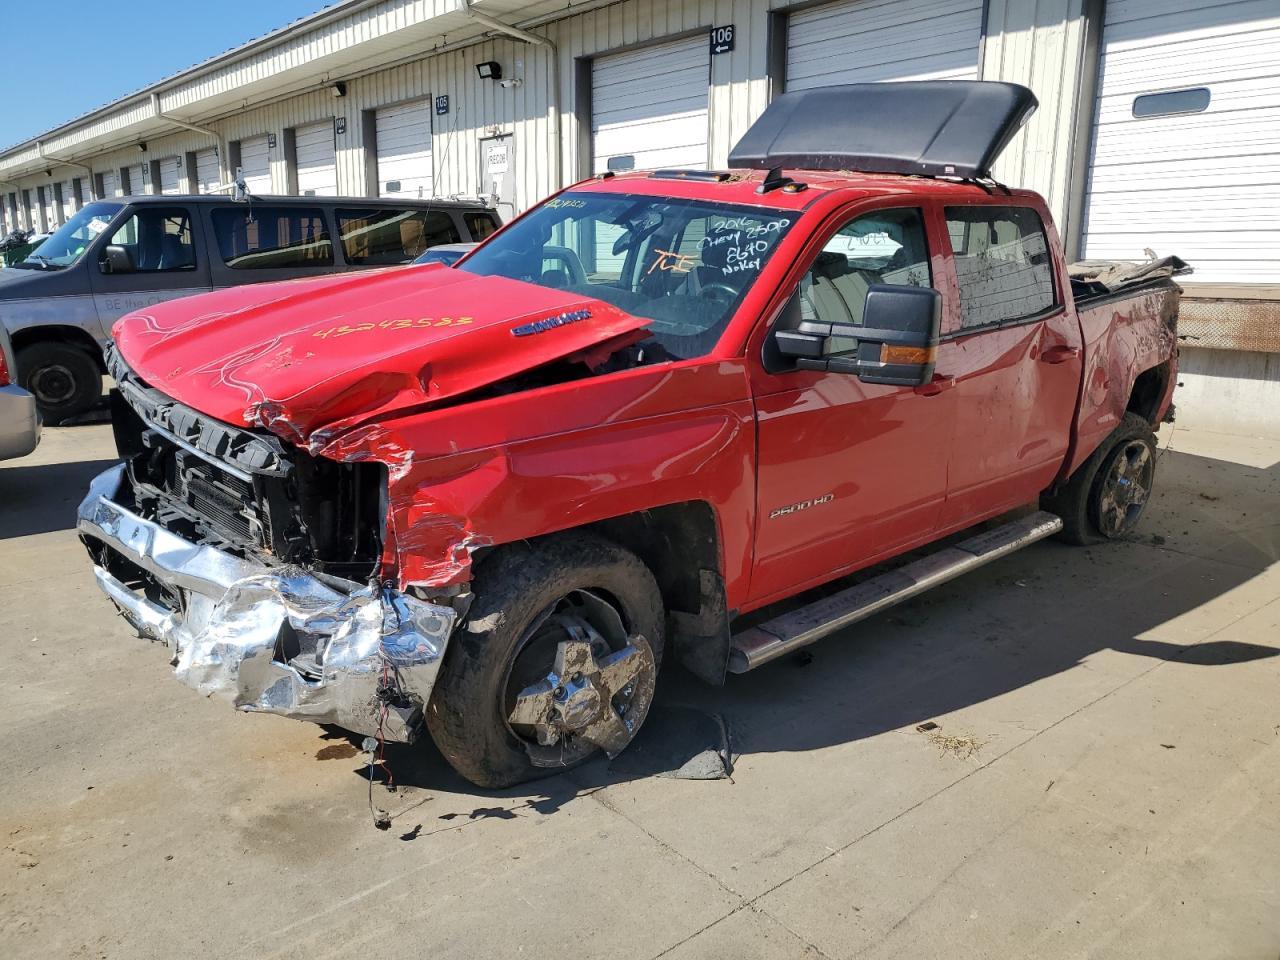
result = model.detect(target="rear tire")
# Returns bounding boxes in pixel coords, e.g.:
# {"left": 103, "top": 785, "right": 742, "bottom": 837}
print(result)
{"left": 426, "top": 532, "right": 665, "bottom": 789}
{"left": 1042, "top": 412, "right": 1158, "bottom": 545}
{"left": 17, "top": 341, "right": 102, "bottom": 424}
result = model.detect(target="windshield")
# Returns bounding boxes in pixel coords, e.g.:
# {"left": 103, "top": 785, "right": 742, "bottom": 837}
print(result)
{"left": 458, "top": 191, "right": 798, "bottom": 359}
{"left": 17, "top": 202, "right": 123, "bottom": 269}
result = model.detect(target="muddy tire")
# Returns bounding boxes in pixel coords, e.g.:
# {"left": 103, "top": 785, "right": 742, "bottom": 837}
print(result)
{"left": 426, "top": 532, "right": 664, "bottom": 789}
{"left": 1042, "top": 412, "right": 1158, "bottom": 545}
{"left": 18, "top": 341, "right": 102, "bottom": 424}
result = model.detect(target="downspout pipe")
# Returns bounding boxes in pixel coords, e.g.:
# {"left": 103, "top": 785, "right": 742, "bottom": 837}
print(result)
{"left": 151, "top": 93, "right": 229, "bottom": 185}
{"left": 462, "top": 1, "right": 563, "bottom": 192}
{"left": 36, "top": 140, "right": 96, "bottom": 200}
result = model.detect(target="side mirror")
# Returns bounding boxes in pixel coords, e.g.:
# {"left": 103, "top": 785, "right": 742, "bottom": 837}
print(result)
{"left": 99, "top": 245, "right": 133, "bottom": 275}
{"left": 774, "top": 284, "right": 941, "bottom": 386}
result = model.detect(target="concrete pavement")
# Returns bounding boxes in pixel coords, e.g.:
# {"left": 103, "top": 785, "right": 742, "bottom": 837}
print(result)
{"left": 1, "top": 421, "right": 1277, "bottom": 959}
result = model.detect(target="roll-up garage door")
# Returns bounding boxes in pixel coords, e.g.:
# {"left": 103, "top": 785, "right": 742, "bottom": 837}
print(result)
{"left": 786, "top": 0, "right": 982, "bottom": 89}
{"left": 1082, "top": 0, "right": 1279, "bottom": 284}
{"left": 39, "top": 187, "right": 55, "bottom": 231}
{"left": 376, "top": 100, "right": 433, "bottom": 198}
{"left": 159, "top": 157, "right": 182, "bottom": 195}
{"left": 592, "top": 35, "right": 709, "bottom": 173}
{"left": 59, "top": 181, "right": 75, "bottom": 223}
{"left": 296, "top": 121, "right": 337, "bottom": 196}
{"left": 126, "top": 163, "right": 147, "bottom": 196}
{"left": 101, "top": 170, "right": 120, "bottom": 198}
{"left": 239, "top": 135, "right": 272, "bottom": 194}
{"left": 195, "top": 148, "right": 220, "bottom": 194}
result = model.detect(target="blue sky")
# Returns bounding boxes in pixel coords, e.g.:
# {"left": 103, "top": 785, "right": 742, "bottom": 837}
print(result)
{"left": 1, "top": 0, "right": 325, "bottom": 148}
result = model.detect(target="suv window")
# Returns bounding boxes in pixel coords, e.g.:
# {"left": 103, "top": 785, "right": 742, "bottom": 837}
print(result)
{"left": 463, "top": 210, "right": 500, "bottom": 241}
{"left": 800, "top": 208, "right": 931, "bottom": 326}
{"left": 946, "top": 205, "right": 1056, "bottom": 328}
{"left": 103, "top": 207, "right": 196, "bottom": 273}
{"left": 337, "top": 208, "right": 460, "bottom": 264}
{"left": 212, "top": 206, "right": 333, "bottom": 269}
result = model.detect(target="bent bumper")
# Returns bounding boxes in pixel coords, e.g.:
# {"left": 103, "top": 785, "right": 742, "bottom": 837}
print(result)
{"left": 0, "top": 383, "right": 40, "bottom": 461}
{"left": 77, "top": 464, "right": 457, "bottom": 743}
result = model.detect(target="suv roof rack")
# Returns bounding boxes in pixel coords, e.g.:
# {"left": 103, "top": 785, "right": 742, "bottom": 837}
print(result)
{"left": 728, "top": 80, "right": 1037, "bottom": 180}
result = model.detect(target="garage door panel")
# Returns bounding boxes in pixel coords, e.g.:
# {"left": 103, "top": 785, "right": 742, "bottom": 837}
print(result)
{"left": 376, "top": 100, "right": 432, "bottom": 199}
{"left": 1100, "top": 0, "right": 1277, "bottom": 43}
{"left": 196, "top": 148, "right": 220, "bottom": 194}
{"left": 159, "top": 157, "right": 182, "bottom": 195}
{"left": 296, "top": 121, "right": 337, "bottom": 196}
{"left": 240, "top": 136, "right": 272, "bottom": 194}
{"left": 592, "top": 35, "right": 708, "bottom": 174}
{"left": 1099, "top": 29, "right": 1280, "bottom": 96}
{"left": 787, "top": 0, "right": 982, "bottom": 90}
{"left": 1082, "top": 0, "right": 1278, "bottom": 284}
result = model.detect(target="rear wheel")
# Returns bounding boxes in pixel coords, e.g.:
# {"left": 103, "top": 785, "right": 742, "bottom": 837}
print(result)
{"left": 426, "top": 533, "right": 664, "bottom": 788}
{"left": 1042, "top": 412, "right": 1158, "bottom": 545}
{"left": 18, "top": 341, "right": 102, "bottom": 424}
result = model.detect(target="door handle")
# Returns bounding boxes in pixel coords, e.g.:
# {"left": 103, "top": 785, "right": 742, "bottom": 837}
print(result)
{"left": 1040, "top": 345, "right": 1081, "bottom": 364}
{"left": 913, "top": 375, "right": 955, "bottom": 397}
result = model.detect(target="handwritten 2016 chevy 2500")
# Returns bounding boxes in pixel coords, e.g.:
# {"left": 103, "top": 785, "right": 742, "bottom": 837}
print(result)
{"left": 78, "top": 82, "right": 1182, "bottom": 787}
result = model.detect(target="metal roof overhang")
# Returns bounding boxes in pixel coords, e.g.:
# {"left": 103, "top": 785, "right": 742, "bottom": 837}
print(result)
{"left": 0, "top": 0, "right": 577, "bottom": 181}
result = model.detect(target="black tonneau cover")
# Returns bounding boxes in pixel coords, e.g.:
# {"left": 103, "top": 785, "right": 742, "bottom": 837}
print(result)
{"left": 728, "top": 81, "right": 1038, "bottom": 179}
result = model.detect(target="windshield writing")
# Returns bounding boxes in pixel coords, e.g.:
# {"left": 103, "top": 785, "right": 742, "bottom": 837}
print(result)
{"left": 458, "top": 192, "right": 797, "bottom": 360}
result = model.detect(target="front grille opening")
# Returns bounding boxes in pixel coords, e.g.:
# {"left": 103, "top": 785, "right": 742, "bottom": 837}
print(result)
{"left": 110, "top": 387, "right": 385, "bottom": 581}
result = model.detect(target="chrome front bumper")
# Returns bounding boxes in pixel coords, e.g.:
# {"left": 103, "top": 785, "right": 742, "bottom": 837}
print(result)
{"left": 77, "top": 464, "right": 458, "bottom": 743}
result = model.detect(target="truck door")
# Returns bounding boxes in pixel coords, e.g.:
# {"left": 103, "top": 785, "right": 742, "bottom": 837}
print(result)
{"left": 88, "top": 203, "right": 212, "bottom": 330}
{"left": 748, "top": 205, "right": 955, "bottom": 606}
{"left": 936, "top": 202, "right": 1083, "bottom": 526}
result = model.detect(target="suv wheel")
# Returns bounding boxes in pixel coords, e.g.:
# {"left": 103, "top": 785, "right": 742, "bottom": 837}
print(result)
{"left": 18, "top": 342, "right": 102, "bottom": 424}
{"left": 426, "top": 532, "right": 664, "bottom": 788}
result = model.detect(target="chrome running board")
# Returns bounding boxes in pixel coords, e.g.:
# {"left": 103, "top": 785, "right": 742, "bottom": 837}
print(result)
{"left": 728, "top": 511, "right": 1063, "bottom": 673}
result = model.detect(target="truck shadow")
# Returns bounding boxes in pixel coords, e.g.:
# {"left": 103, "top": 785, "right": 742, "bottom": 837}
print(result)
{"left": 369, "top": 445, "right": 1279, "bottom": 806}
{"left": 0, "top": 457, "right": 118, "bottom": 538}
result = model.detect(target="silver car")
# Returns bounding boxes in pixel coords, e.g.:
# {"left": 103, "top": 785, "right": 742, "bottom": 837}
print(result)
{"left": 0, "top": 322, "right": 39, "bottom": 460}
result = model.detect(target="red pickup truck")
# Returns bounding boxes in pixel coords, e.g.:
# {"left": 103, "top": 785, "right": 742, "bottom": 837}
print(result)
{"left": 78, "top": 82, "right": 1181, "bottom": 788}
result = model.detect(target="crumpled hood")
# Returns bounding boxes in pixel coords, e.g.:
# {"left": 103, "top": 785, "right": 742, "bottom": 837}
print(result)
{"left": 113, "top": 264, "right": 649, "bottom": 445}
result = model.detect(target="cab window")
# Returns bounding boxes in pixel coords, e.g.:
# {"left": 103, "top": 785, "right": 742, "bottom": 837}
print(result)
{"left": 945, "top": 205, "right": 1056, "bottom": 329}
{"left": 463, "top": 210, "right": 500, "bottom": 241}
{"left": 800, "top": 208, "right": 931, "bottom": 326}
{"left": 102, "top": 207, "right": 196, "bottom": 273}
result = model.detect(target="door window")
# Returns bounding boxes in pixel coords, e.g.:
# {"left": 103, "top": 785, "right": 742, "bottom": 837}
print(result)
{"left": 336, "top": 208, "right": 461, "bottom": 264}
{"left": 103, "top": 207, "right": 196, "bottom": 273}
{"left": 800, "top": 208, "right": 931, "bottom": 326}
{"left": 212, "top": 206, "right": 333, "bottom": 269}
{"left": 945, "top": 206, "right": 1056, "bottom": 329}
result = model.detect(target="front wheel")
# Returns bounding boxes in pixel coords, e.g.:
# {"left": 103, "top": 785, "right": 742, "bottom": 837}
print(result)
{"left": 18, "top": 341, "right": 103, "bottom": 424}
{"left": 1042, "top": 412, "right": 1158, "bottom": 545}
{"left": 426, "top": 533, "right": 664, "bottom": 788}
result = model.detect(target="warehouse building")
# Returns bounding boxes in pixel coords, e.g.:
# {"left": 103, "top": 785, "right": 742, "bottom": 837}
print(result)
{"left": 0, "top": 0, "right": 1276, "bottom": 433}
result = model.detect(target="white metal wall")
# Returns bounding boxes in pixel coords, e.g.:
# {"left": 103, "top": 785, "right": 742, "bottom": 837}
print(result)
{"left": 296, "top": 120, "right": 338, "bottom": 196}
{"left": 787, "top": 0, "right": 983, "bottom": 88}
{"left": 376, "top": 100, "right": 434, "bottom": 198}
{"left": 1082, "top": 0, "right": 1280, "bottom": 284}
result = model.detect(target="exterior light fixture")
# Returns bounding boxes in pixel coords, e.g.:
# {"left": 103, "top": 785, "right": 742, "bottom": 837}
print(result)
{"left": 475, "top": 60, "right": 503, "bottom": 81}
{"left": 138, "top": 142, "right": 148, "bottom": 152}
{"left": 330, "top": 81, "right": 347, "bottom": 98}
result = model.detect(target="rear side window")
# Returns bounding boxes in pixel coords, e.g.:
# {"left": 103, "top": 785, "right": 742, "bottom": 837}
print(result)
{"left": 337, "top": 208, "right": 461, "bottom": 265}
{"left": 946, "top": 206, "right": 1056, "bottom": 328}
{"left": 464, "top": 210, "right": 500, "bottom": 241}
{"left": 212, "top": 206, "right": 333, "bottom": 269}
